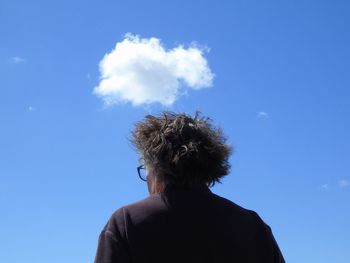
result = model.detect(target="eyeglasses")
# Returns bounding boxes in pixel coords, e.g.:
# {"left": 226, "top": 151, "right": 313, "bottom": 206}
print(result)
{"left": 137, "top": 165, "right": 147, "bottom": 182}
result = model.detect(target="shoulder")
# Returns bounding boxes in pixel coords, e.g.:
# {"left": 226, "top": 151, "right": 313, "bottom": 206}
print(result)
{"left": 105, "top": 194, "right": 167, "bottom": 233}
{"left": 209, "top": 192, "right": 269, "bottom": 228}
{"left": 211, "top": 192, "right": 259, "bottom": 216}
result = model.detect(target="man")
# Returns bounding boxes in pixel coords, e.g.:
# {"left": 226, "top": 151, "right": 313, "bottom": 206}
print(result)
{"left": 94, "top": 112, "right": 285, "bottom": 263}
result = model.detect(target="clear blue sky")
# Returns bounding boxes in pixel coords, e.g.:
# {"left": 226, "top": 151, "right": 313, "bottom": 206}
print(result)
{"left": 1, "top": 0, "right": 350, "bottom": 262}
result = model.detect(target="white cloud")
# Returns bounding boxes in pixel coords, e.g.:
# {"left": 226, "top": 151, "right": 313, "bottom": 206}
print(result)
{"left": 338, "top": 179, "right": 350, "bottom": 188}
{"left": 12, "top": 56, "right": 25, "bottom": 64}
{"left": 321, "top": 184, "right": 329, "bottom": 190}
{"left": 28, "top": 106, "right": 35, "bottom": 112}
{"left": 93, "top": 33, "right": 214, "bottom": 106}
{"left": 257, "top": 111, "right": 269, "bottom": 118}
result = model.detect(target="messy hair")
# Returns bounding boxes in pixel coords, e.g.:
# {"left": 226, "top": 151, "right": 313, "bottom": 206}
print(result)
{"left": 131, "top": 112, "right": 232, "bottom": 187}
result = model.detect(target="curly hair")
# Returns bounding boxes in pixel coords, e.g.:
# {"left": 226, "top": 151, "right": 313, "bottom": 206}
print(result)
{"left": 131, "top": 112, "right": 232, "bottom": 187}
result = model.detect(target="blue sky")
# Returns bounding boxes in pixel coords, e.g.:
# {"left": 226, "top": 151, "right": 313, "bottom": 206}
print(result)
{"left": 1, "top": 0, "right": 350, "bottom": 262}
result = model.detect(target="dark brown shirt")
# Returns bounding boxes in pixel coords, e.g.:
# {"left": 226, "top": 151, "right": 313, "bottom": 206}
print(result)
{"left": 94, "top": 185, "right": 285, "bottom": 263}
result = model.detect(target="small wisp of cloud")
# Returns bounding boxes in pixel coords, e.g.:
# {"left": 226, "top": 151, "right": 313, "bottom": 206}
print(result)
{"left": 12, "top": 56, "right": 25, "bottom": 64}
{"left": 94, "top": 33, "right": 214, "bottom": 107}
{"left": 257, "top": 111, "right": 269, "bottom": 119}
{"left": 28, "top": 106, "right": 35, "bottom": 112}
{"left": 338, "top": 179, "right": 350, "bottom": 188}
{"left": 321, "top": 184, "right": 329, "bottom": 190}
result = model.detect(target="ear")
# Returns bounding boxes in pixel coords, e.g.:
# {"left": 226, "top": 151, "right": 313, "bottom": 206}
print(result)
{"left": 154, "top": 175, "right": 165, "bottom": 193}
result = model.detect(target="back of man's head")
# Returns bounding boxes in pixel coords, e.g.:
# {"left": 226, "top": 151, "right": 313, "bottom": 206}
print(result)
{"left": 131, "top": 112, "right": 232, "bottom": 187}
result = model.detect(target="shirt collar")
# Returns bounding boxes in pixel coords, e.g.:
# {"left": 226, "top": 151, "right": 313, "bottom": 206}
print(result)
{"left": 163, "top": 183, "right": 212, "bottom": 195}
